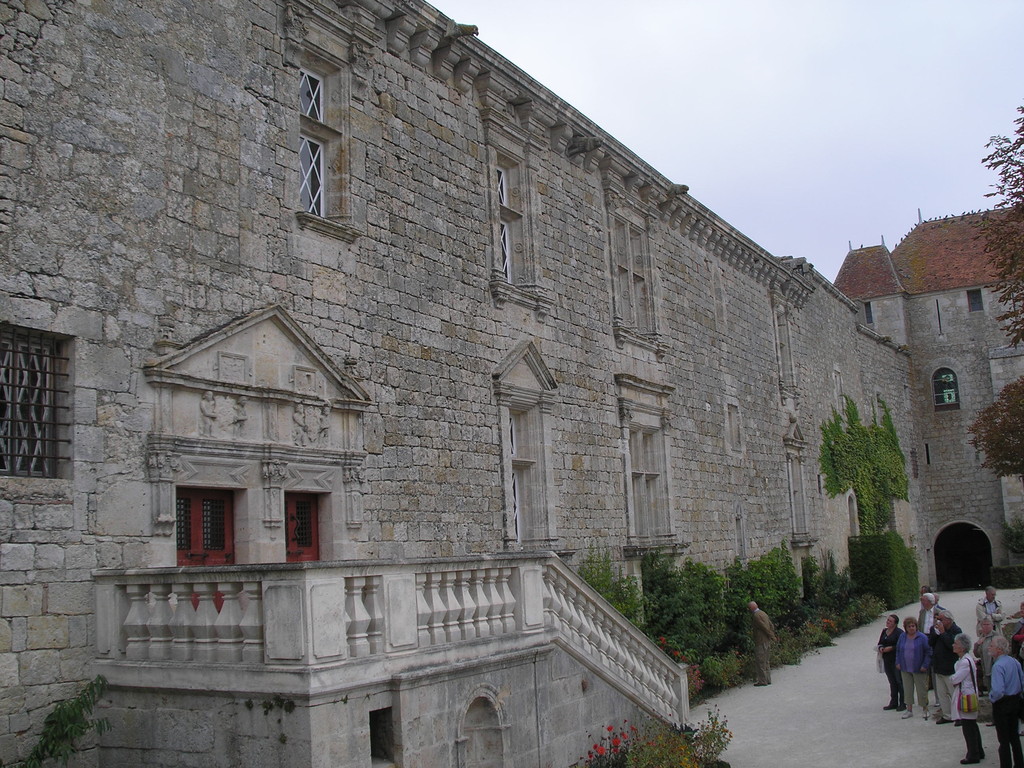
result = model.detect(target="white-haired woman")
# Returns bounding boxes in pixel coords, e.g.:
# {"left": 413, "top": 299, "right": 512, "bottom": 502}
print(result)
{"left": 952, "top": 632, "right": 984, "bottom": 765}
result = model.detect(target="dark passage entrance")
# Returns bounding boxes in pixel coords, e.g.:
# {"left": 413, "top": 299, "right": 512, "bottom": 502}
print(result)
{"left": 934, "top": 522, "right": 992, "bottom": 591}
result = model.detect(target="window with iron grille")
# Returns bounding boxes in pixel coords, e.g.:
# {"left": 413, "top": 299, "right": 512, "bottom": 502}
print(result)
{"left": 0, "top": 325, "right": 70, "bottom": 478}
{"left": 176, "top": 488, "right": 234, "bottom": 565}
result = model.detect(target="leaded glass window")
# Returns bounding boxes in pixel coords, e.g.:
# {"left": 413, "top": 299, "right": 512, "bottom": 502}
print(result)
{"left": 932, "top": 368, "right": 960, "bottom": 410}
{"left": 300, "top": 71, "right": 322, "bottom": 121}
{"left": 300, "top": 136, "right": 323, "bottom": 215}
{"left": 496, "top": 161, "right": 522, "bottom": 283}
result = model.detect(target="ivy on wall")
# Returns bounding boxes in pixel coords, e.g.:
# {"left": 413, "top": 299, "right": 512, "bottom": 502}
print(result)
{"left": 819, "top": 396, "right": 909, "bottom": 534}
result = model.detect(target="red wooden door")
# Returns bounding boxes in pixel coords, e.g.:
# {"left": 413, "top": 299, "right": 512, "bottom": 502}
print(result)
{"left": 176, "top": 488, "right": 235, "bottom": 566}
{"left": 286, "top": 493, "right": 320, "bottom": 562}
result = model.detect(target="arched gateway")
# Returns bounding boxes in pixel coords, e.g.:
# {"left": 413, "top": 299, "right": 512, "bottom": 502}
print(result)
{"left": 934, "top": 522, "right": 992, "bottom": 591}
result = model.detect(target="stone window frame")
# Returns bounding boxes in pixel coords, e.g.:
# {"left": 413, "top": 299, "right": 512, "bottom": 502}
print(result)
{"left": 832, "top": 367, "right": 845, "bottom": 411}
{"left": 616, "top": 375, "right": 674, "bottom": 544}
{"left": 484, "top": 122, "right": 552, "bottom": 320}
{"left": 864, "top": 300, "right": 874, "bottom": 325}
{"left": 493, "top": 342, "right": 559, "bottom": 549}
{"left": 293, "top": 49, "right": 359, "bottom": 243}
{"left": 932, "top": 367, "right": 961, "bottom": 411}
{"left": 724, "top": 398, "right": 743, "bottom": 456}
{"left": 608, "top": 212, "right": 659, "bottom": 350}
{"left": 734, "top": 502, "right": 748, "bottom": 562}
{"left": 771, "top": 291, "right": 798, "bottom": 399}
{"left": 967, "top": 288, "right": 984, "bottom": 313}
{"left": 0, "top": 324, "right": 71, "bottom": 479}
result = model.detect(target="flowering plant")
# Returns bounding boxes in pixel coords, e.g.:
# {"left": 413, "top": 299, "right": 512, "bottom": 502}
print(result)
{"left": 572, "top": 722, "right": 637, "bottom": 767}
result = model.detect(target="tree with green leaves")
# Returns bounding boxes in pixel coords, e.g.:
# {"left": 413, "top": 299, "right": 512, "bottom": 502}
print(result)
{"left": 818, "top": 396, "right": 909, "bottom": 534}
{"left": 981, "top": 104, "right": 1024, "bottom": 346}
{"left": 969, "top": 376, "right": 1024, "bottom": 478}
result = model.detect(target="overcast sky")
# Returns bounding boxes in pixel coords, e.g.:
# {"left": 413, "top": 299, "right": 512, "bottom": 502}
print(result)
{"left": 429, "top": 0, "right": 1023, "bottom": 282}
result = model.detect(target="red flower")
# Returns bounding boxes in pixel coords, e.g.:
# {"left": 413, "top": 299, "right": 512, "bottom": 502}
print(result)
{"left": 596, "top": 745, "right": 606, "bottom": 756}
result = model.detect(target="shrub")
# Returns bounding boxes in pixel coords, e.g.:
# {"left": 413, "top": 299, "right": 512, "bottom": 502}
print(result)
{"left": 991, "top": 565, "right": 1024, "bottom": 588}
{"left": 848, "top": 531, "right": 918, "bottom": 608}
{"left": 698, "top": 650, "right": 746, "bottom": 691}
{"left": 724, "top": 546, "right": 802, "bottom": 648}
{"left": 578, "top": 548, "right": 645, "bottom": 627}
{"left": 686, "top": 707, "right": 733, "bottom": 768}
{"left": 839, "top": 594, "right": 886, "bottom": 630}
{"left": 642, "top": 553, "right": 728, "bottom": 662}
{"left": 626, "top": 721, "right": 699, "bottom": 768}
{"left": 802, "top": 553, "right": 854, "bottom": 617}
{"left": 771, "top": 627, "right": 808, "bottom": 666}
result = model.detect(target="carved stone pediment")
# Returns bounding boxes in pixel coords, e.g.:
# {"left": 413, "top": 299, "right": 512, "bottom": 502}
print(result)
{"left": 144, "top": 306, "right": 371, "bottom": 448}
{"left": 492, "top": 339, "right": 557, "bottom": 412}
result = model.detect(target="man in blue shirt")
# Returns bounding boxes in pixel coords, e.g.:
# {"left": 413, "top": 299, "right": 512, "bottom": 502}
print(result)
{"left": 988, "top": 636, "right": 1023, "bottom": 768}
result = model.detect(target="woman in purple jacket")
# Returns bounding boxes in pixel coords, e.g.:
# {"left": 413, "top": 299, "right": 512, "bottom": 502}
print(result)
{"left": 895, "top": 616, "right": 932, "bottom": 719}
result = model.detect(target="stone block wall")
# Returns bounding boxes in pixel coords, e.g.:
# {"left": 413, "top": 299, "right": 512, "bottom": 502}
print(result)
{"left": 907, "top": 285, "right": 1023, "bottom": 567}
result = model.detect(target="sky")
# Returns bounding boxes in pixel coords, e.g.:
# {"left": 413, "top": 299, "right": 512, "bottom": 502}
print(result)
{"left": 428, "top": 0, "right": 1024, "bottom": 282}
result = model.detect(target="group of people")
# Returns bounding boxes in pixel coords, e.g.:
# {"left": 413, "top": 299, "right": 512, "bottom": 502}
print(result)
{"left": 877, "top": 586, "right": 1024, "bottom": 767}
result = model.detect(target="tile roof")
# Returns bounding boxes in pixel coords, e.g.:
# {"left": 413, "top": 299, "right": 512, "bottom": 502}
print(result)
{"left": 888, "top": 212, "right": 999, "bottom": 295}
{"left": 833, "top": 245, "right": 902, "bottom": 300}
{"left": 834, "top": 211, "right": 1002, "bottom": 300}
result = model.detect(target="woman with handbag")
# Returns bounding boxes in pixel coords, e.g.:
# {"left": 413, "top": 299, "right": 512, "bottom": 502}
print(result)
{"left": 952, "top": 632, "right": 984, "bottom": 765}
{"left": 877, "top": 613, "right": 906, "bottom": 710}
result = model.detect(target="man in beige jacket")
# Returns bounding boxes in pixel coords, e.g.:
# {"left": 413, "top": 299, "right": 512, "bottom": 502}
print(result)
{"left": 749, "top": 601, "right": 778, "bottom": 686}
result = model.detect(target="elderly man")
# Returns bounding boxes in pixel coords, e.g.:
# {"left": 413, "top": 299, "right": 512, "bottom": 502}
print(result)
{"left": 989, "top": 635, "right": 1024, "bottom": 768}
{"left": 977, "top": 586, "right": 1006, "bottom": 635}
{"left": 976, "top": 616, "right": 999, "bottom": 694}
{"left": 929, "top": 609, "right": 962, "bottom": 724}
{"left": 748, "top": 601, "right": 777, "bottom": 686}
{"left": 920, "top": 592, "right": 941, "bottom": 635}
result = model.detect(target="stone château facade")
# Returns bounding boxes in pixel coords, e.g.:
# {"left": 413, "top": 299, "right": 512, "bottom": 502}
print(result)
{"left": 3, "top": 0, "right": 1006, "bottom": 765}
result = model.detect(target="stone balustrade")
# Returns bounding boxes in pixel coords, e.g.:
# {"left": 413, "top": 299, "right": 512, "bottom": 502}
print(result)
{"left": 94, "top": 554, "right": 687, "bottom": 722}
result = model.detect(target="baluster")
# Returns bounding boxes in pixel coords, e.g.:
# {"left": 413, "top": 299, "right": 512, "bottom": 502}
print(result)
{"left": 483, "top": 569, "right": 502, "bottom": 636}
{"left": 469, "top": 569, "right": 487, "bottom": 638}
{"left": 363, "top": 577, "right": 384, "bottom": 654}
{"left": 146, "top": 583, "right": 174, "bottom": 661}
{"left": 346, "top": 576, "right": 371, "bottom": 657}
{"left": 240, "top": 580, "right": 265, "bottom": 663}
{"left": 496, "top": 568, "right": 515, "bottom": 634}
{"left": 214, "top": 582, "right": 244, "bottom": 662}
{"left": 169, "top": 582, "right": 195, "bottom": 661}
{"left": 415, "top": 574, "right": 433, "bottom": 647}
{"left": 440, "top": 571, "right": 461, "bottom": 643}
{"left": 426, "top": 572, "right": 446, "bottom": 645}
{"left": 455, "top": 570, "right": 476, "bottom": 640}
{"left": 192, "top": 582, "right": 220, "bottom": 662}
{"left": 123, "top": 583, "right": 152, "bottom": 661}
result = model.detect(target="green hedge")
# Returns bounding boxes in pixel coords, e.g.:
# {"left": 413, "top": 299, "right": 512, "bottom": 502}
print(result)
{"left": 848, "top": 531, "right": 918, "bottom": 609}
{"left": 991, "top": 565, "right": 1024, "bottom": 589}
